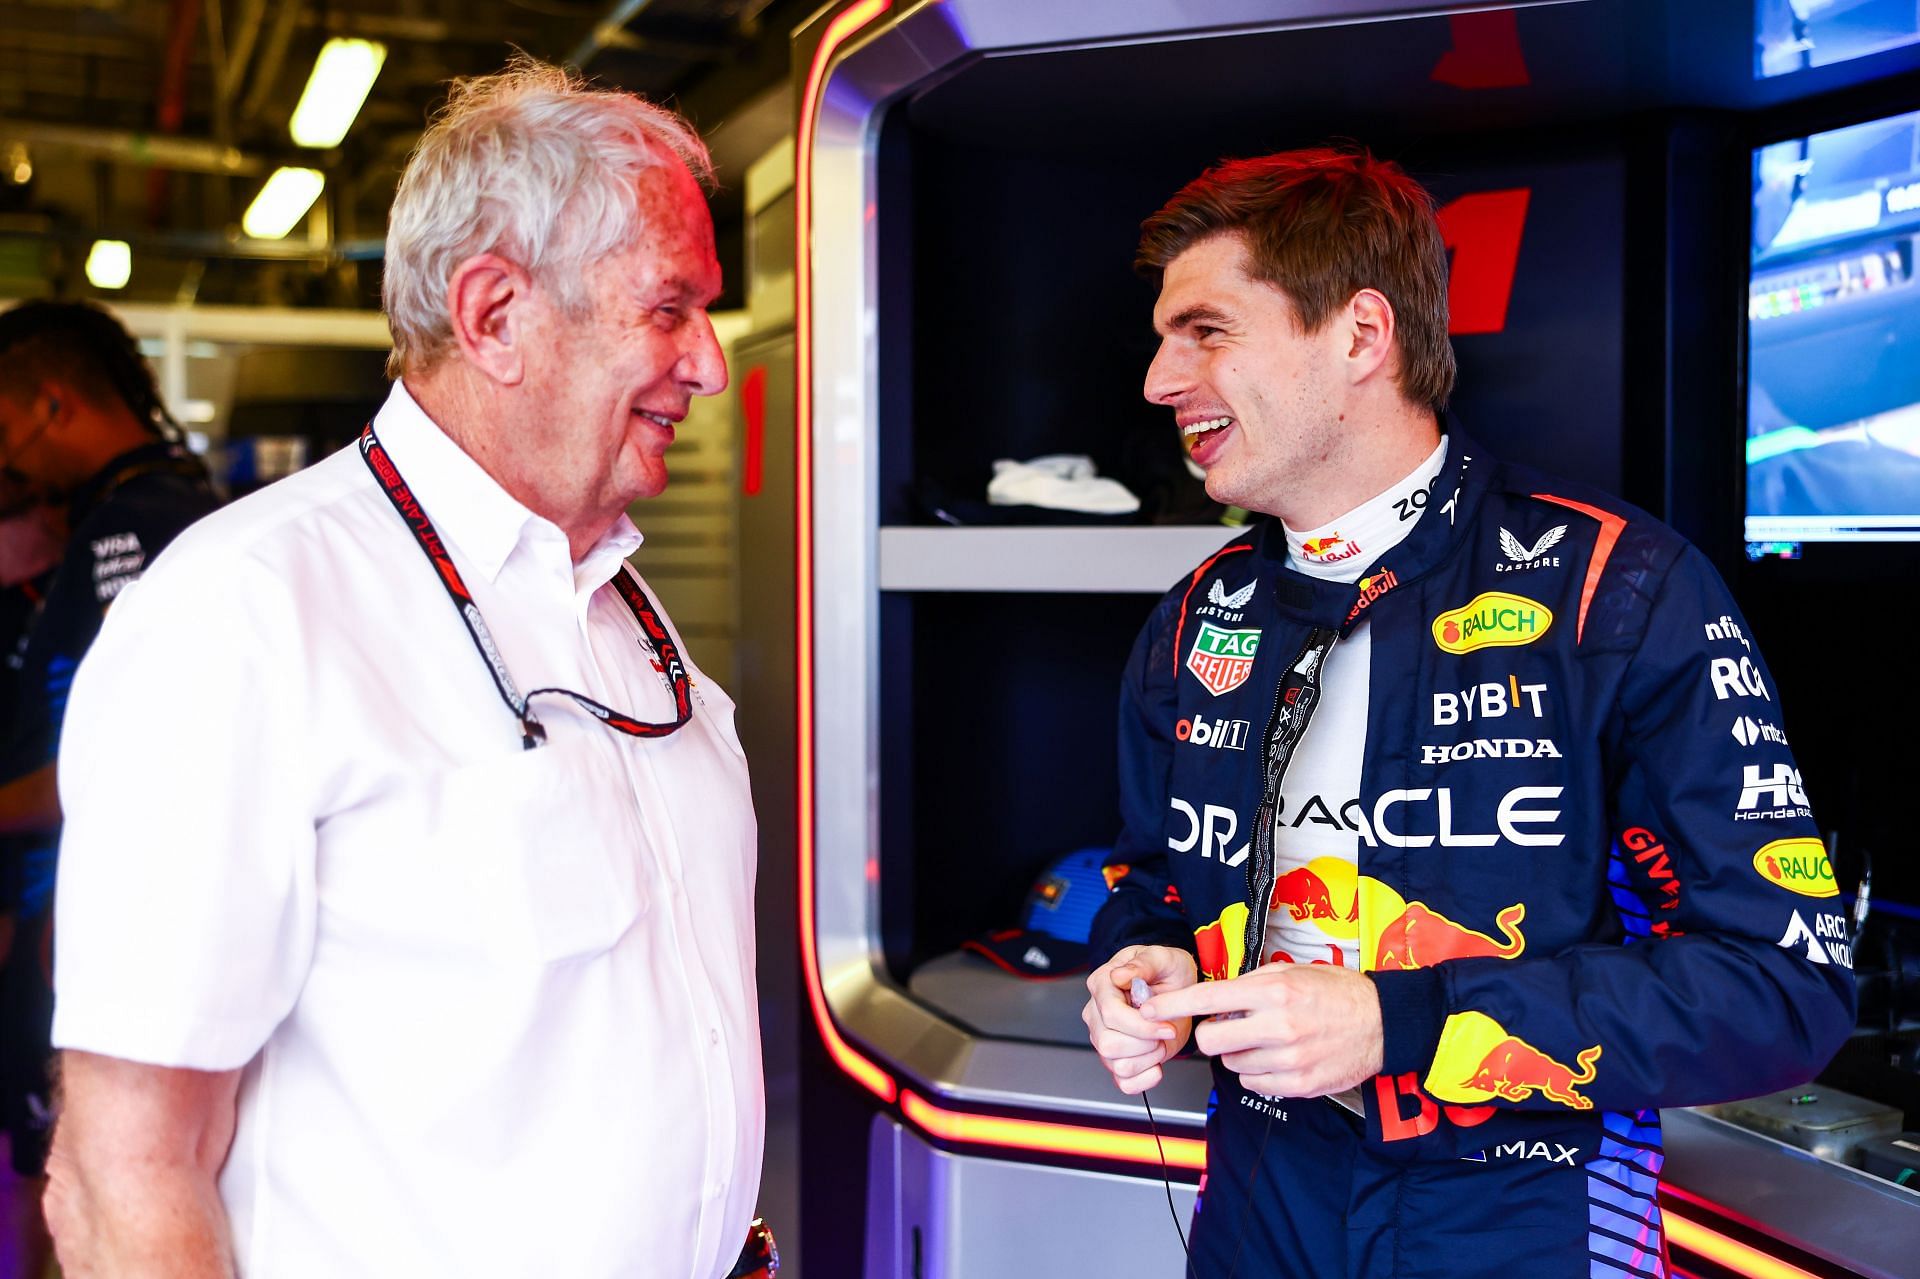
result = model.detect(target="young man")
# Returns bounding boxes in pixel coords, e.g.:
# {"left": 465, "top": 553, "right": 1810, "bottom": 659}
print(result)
{"left": 45, "top": 62, "right": 764, "bottom": 1277}
{"left": 0, "top": 301, "right": 219, "bottom": 1275}
{"left": 1082, "top": 147, "right": 1854, "bottom": 1277}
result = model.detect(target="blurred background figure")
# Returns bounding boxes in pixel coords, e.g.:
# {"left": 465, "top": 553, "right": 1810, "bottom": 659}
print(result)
{"left": 0, "top": 300, "right": 219, "bottom": 1277}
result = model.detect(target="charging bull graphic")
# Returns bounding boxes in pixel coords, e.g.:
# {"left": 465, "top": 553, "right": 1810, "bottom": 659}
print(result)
{"left": 1462, "top": 1039, "right": 1601, "bottom": 1110}
{"left": 1270, "top": 867, "right": 1358, "bottom": 923}
{"left": 1425, "top": 1010, "right": 1602, "bottom": 1112}
{"left": 1373, "top": 902, "right": 1526, "bottom": 970}
{"left": 1194, "top": 901, "right": 1250, "bottom": 981}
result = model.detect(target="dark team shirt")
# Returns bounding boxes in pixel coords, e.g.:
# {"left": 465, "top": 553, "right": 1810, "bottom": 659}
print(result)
{"left": 1, "top": 443, "right": 219, "bottom": 827}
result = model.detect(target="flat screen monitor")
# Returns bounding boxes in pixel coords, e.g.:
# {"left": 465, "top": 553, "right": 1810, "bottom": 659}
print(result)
{"left": 1746, "top": 105, "right": 1920, "bottom": 551}
{"left": 1756, "top": 1, "right": 1920, "bottom": 78}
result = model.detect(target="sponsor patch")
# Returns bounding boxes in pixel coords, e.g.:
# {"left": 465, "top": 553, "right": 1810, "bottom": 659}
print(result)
{"left": 1301, "top": 534, "right": 1364, "bottom": 565}
{"left": 1373, "top": 900, "right": 1526, "bottom": 970}
{"left": 1495, "top": 525, "right": 1566, "bottom": 573}
{"left": 1703, "top": 615, "right": 1750, "bottom": 650}
{"left": 1419, "top": 738, "right": 1560, "bottom": 764}
{"left": 1777, "top": 909, "right": 1853, "bottom": 968}
{"left": 1194, "top": 902, "right": 1250, "bottom": 980}
{"left": 1185, "top": 621, "right": 1260, "bottom": 696}
{"left": 1175, "top": 712, "right": 1250, "bottom": 750}
{"left": 1730, "top": 715, "right": 1788, "bottom": 748}
{"left": 1752, "top": 837, "right": 1837, "bottom": 897}
{"left": 1709, "top": 655, "right": 1770, "bottom": 702}
{"left": 1168, "top": 797, "right": 1248, "bottom": 865}
{"left": 1431, "top": 592, "right": 1552, "bottom": 654}
{"left": 1736, "top": 764, "right": 1810, "bottom": 821}
{"left": 1208, "top": 578, "right": 1255, "bottom": 610}
{"left": 1426, "top": 1011, "right": 1601, "bottom": 1111}
{"left": 1432, "top": 677, "right": 1549, "bottom": 725}
{"left": 1346, "top": 569, "right": 1399, "bottom": 625}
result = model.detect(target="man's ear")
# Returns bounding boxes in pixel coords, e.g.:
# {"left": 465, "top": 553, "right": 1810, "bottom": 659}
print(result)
{"left": 445, "top": 253, "right": 533, "bottom": 387}
{"left": 1345, "top": 288, "right": 1398, "bottom": 385}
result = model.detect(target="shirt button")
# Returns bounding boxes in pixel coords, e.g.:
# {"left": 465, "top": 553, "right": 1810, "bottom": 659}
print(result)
{"left": 708, "top": 1028, "right": 720, "bottom": 1047}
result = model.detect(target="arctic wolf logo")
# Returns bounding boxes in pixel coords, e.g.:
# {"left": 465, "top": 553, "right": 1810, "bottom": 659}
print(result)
{"left": 1499, "top": 525, "right": 1567, "bottom": 565}
{"left": 1209, "top": 579, "right": 1256, "bottom": 610}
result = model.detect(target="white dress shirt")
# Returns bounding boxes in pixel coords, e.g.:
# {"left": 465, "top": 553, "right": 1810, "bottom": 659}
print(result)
{"left": 53, "top": 381, "right": 763, "bottom": 1278}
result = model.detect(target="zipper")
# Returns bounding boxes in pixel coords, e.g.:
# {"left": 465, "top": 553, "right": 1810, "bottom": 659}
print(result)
{"left": 1240, "top": 625, "right": 1338, "bottom": 974}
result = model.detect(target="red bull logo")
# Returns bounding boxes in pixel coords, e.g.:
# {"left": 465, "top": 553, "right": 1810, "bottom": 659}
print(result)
{"left": 1425, "top": 1009, "right": 1601, "bottom": 1112}
{"left": 1302, "top": 535, "right": 1364, "bottom": 564}
{"left": 1461, "top": 1039, "right": 1601, "bottom": 1111}
{"left": 1192, "top": 902, "right": 1250, "bottom": 981}
{"left": 1270, "top": 867, "right": 1358, "bottom": 923}
{"left": 1345, "top": 569, "right": 1399, "bottom": 625}
{"left": 1186, "top": 622, "right": 1261, "bottom": 696}
{"left": 1373, "top": 902, "right": 1526, "bottom": 970}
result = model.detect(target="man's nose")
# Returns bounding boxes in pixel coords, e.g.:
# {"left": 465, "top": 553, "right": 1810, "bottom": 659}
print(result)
{"left": 1143, "top": 338, "right": 1191, "bottom": 406}
{"left": 682, "top": 311, "right": 728, "bottom": 397}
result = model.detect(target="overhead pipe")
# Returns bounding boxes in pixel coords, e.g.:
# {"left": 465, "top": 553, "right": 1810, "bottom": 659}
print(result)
{"left": 238, "top": 0, "right": 304, "bottom": 123}
{"left": 146, "top": 0, "right": 202, "bottom": 224}
{"left": 0, "top": 119, "right": 266, "bottom": 178}
{"left": 566, "top": 0, "right": 663, "bottom": 69}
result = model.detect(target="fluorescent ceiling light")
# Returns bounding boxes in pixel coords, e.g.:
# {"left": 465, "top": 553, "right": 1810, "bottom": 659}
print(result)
{"left": 289, "top": 39, "right": 387, "bottom": 148}
{"left": 243, "top": 167, "right": 325, "bottom": 240}
{"left": 85, "top": 239, "right": 131, "bottom": 290}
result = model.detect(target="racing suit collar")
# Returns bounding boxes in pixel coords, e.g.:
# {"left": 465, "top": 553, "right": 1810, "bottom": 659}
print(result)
{"left": 1257, "top": 422, "right": 1489, "bottom": 635}
{"left": 66, "top": 440, "right": 201, "bottom": 529}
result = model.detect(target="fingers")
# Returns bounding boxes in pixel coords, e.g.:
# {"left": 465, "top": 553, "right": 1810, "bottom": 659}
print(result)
{"left": 1121, "top": 945, "right": 1199, "bottom": 990}
{"left": 1139, "top": 976, "right": 1242, "bottom": 1024}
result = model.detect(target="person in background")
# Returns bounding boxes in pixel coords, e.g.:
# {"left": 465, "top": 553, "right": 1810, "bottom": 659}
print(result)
{"left": 1082, "top": 146, "right": 1854, "bottom": 1277}
{"left": 43, "top": 59, "right": 768, "bottom": 1279}
{"left": 0, "top": 302, "right": 219, "bottom": 1277}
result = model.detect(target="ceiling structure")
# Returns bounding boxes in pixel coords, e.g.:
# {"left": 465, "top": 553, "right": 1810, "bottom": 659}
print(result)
{"left": 0, "top": 0, "right": 813, "bottom": 309}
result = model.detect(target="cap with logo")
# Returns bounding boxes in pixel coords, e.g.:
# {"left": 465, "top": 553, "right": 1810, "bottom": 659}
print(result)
{"left": 962, "top": 846, "right": 1112, "bottom": 980}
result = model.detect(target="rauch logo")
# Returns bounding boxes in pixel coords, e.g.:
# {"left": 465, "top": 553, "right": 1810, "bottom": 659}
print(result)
{"left": 1752, "top": 837, "right": 1837, "bottom": 898}
{"left": 1431, "top": 592, "right": 1552, "bottom": 654}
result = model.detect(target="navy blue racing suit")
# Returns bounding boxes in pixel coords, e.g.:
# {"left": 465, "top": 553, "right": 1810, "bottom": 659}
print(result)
{"left": 0, "top": 441, "right": 216, "bottom": 1174}
{"left": 1090, "top": 433, "right": 1855, "bottom": 1278}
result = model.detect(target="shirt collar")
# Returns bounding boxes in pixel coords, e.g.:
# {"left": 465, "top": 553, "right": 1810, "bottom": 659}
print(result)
{"left": 372, "top": 381, "right": 647, "bottom": 586}
{"left": 1283, "top": 435, "right": 1449, "bottom": 583}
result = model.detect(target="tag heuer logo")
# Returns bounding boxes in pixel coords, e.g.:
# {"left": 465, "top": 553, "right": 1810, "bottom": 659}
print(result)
{"left": 1187, "top": 622, "right": 1260, "bottom": 696}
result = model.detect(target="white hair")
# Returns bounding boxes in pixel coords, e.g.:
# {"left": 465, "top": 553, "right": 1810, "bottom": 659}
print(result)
{"left": 382, "top": 58, "right": 713, "bottom": 378}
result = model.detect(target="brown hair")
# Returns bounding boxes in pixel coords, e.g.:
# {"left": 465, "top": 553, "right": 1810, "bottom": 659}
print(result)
{"left": 1137, "top": 145, "right": 1456, "bottom": 414}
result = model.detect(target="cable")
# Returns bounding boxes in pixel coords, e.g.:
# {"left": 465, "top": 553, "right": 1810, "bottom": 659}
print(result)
{"left": 1140, "top": 1090, "right": 1190, "bottom": 1260}
{"left": 1223, "top": 1104, "right": 1278, "bottom": 1279}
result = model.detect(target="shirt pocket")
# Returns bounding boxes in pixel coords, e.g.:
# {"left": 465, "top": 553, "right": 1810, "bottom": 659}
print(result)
{"left": 434, "top": 738, "right": 651, "bottom": 964}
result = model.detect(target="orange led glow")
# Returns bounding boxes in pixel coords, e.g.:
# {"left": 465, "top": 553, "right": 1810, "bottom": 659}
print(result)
{"left": 900, "top": 1090, "right": 1209, "bottom": 1171}
{"left": 795, "top": 0, "right": 897, "bottom": 1104}
{"left": 1663, "top": 1208, "right": 1822, "bottom": 1279}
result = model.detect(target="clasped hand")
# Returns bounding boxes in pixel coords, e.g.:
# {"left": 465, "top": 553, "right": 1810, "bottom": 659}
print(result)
{"left": 1085, "top": 950, "right": 1386, "bottom": 1099}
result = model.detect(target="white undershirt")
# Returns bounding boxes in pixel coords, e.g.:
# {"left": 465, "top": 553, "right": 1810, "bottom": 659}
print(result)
{"left": 1262, "top": 436, "right": 1448, "bottom": 971}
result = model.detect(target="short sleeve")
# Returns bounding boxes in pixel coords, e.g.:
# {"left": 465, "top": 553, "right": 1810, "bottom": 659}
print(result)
{"left": 51, "top": 549, "right": 317, "bottom": 1070}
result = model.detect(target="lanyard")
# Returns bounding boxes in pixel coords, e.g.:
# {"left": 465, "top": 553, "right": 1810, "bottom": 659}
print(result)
{"left": 357, "top": 423, "right": 692, "bottom": 750}
{"left": 1238, "top": 625, "right": 1339, "bottom": 973}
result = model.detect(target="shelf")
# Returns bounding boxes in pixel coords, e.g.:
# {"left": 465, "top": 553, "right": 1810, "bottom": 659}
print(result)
{"left": 877, "top": 525, "right": 1243, "bottom": 593}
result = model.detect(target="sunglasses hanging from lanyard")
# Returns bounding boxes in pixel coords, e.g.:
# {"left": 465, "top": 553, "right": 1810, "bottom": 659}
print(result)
{"left": 358, "top": 424, "right": 693, "bottom": 750}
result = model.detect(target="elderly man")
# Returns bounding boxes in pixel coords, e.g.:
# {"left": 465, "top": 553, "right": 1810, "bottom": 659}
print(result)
{"left": 1082, "top": 147, "right": 1853, "bottom": 1276}
{"left": 45, "top": 63, "right": 763, "bottom": 1278}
